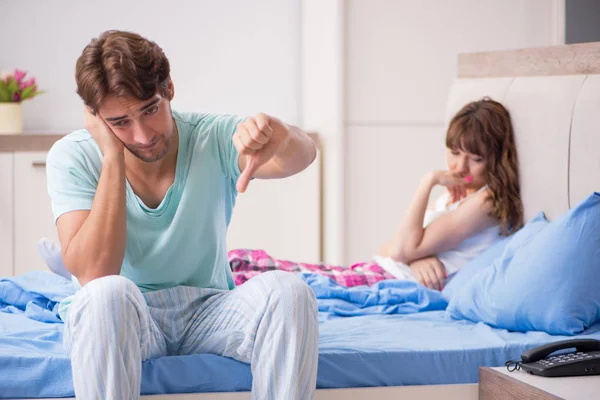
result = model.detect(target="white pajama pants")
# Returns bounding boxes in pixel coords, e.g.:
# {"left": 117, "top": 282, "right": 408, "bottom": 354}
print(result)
{"left": 63, "top": 270, "right": 319, "bottom": 400}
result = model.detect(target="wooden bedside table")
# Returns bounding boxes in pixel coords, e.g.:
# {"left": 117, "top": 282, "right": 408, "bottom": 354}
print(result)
{"left": 479, "top": 366, "right": 600, "bottom": 399}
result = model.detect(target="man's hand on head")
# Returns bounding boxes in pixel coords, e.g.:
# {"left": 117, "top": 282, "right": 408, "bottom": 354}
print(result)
{"left": 233, "top": 113, "right": 288, "bottom": 193}
{"left": 84, "top": 106, "right": 125, "bottom": 157}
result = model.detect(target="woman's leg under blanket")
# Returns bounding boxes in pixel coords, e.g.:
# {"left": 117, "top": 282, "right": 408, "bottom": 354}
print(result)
{"left": 229, "top": 248, "right": 395, "bottom": 286}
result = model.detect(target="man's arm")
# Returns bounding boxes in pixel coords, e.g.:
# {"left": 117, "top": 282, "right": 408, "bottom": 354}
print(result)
{"left": 55, "top": 110, "right": 127, "bottom": 286}
{"left": 57, "top": 152, "right": 126, "bottom": 286}
{"left": 233, "top": 113, "right": 317, "bottom": 192}
{"left": 238, "top": 119, "right": 317, "bottom": 179}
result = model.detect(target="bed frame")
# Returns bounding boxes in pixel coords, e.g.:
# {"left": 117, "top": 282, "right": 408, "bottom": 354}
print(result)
{"left": 16, "top": 40, "right": 600, "bottom": 400}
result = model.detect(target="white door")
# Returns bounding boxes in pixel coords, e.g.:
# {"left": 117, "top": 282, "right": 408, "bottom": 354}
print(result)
{"left": 13, "top": 151, "right": 59, "bottom": 276}
{"left": 0, "top": 153, "right": 13, "bottom": 277}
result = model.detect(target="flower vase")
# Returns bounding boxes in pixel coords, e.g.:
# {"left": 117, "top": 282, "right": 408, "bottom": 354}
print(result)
{"left": 0, "top": 103, "right": 23, "bottom": 134}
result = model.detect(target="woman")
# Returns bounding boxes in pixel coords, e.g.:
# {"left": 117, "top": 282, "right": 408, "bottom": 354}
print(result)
{"left": 232, "top": 98, "right": 523, "bottom": 290}
{"left": 374, "top": 97, "right": 523, "bottom": 290}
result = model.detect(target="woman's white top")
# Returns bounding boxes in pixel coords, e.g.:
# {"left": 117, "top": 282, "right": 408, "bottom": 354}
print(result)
{"left": 373, "top": 185, "right": 501, "bottom": 280}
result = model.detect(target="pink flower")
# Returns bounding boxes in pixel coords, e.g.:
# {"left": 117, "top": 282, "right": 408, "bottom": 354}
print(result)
{"left": 19, "top": 77, "right": 35, "bottom": 90}
{"left": 14, "top": 69, "right": 26, "bottom": 83}
{"left": 0, "top": 70, "right": 11, "bottom": 83}
{"left": 13, "top": 92, "right": 21, "bottom": 102}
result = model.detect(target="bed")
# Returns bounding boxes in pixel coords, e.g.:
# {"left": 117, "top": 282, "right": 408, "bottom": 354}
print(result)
{"left": 4, "top": 271, "right": 600, "bottom": 400}
{"left": 3, "top": 41, "right": 600, "bottom": 399}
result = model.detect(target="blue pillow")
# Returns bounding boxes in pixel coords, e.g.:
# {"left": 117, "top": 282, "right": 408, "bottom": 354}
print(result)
{"left": 442, "top": 211, "right": 549, "bottom": 301}
{"left": 446, "top": 192, "right": 600, "bottom": 335}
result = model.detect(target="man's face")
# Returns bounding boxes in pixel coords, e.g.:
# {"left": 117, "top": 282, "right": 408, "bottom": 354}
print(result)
{"left": 97, "top": 94, "right": 175, "bottom": 163}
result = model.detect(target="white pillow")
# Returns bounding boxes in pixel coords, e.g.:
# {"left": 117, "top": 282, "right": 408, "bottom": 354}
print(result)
{"left": 37, "top": 237, "right": 72, "bottom": 280}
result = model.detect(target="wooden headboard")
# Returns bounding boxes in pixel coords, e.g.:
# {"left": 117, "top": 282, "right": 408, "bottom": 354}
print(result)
{"left": 447, "top": 42, "right": 600, "bottom": 221}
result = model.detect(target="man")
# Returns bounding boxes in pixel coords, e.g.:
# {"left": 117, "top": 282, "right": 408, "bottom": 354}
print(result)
{"left": 46, "top": 30, "right": 319, "bottom": 400}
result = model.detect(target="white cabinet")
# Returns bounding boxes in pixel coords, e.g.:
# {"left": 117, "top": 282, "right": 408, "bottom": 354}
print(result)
{"left": 0, "top": 153, "right": 13, "bottom": 277}
{"left": 13, "top": 151, "right": 58, "bottom": 276}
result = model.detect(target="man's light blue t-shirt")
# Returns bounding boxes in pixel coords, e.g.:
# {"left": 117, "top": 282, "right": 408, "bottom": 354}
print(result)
{"left": 46, "top": 111, "right": 245, "bottom": 307}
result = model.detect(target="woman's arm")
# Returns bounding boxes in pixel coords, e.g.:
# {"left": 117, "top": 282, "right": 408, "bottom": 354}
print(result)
{"left": 409, "top": 255, "right": 446, "bottom": 290}
{"left": 377, "top": 172, "right": 497, "bottom": 264}
{"left": 377, "top": 173, "right": 437, "bottom": 259}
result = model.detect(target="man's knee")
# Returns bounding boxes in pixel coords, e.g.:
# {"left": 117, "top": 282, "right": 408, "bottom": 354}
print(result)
{"left": 64, "top": 275, "right": 147, "bottom": 357}
{"left": 80, "top": 274, "right": 139, "bottom": 297}
{"left": 70, "top": 275, "right": 142, "bottom": 317}
{"left": 260, "top": 270, "right": 318, "bottom": 312}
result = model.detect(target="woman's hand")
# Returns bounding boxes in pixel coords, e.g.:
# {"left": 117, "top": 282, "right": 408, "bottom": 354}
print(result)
{"left": 409, "top": 255, "right": 447, "bottom": 290}
{"left": 430, "top": 170, "right": 470, "bottom": 203}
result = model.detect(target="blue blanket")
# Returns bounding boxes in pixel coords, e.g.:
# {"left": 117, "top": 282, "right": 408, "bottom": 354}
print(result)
{"left": 299, "top": 273, "right": 448, "bottom": 319}
{"left": 0, "top": 272, "right": 76, "bottom": 323}
{"left": 0, "top": 271, "right": 447, "bottom": 323}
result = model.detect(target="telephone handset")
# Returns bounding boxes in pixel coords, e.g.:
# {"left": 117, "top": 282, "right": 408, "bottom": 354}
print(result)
{"left": 507, "top": 338, "right": 600, "bottom": 377}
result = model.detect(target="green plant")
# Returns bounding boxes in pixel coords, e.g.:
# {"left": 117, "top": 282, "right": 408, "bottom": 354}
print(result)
{"left": 0, "top": 69, "right": 45, "bottom": 103}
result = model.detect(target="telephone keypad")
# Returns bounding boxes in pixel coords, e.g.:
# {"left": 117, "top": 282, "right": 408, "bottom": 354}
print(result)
{"left": 534, "top": 351, "right": 599, "bottom": 367}
{"left": 516, "top": 340, "right": 600, "bottom": 377}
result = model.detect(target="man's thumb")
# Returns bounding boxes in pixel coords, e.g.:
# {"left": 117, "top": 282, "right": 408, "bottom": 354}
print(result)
{"left": 237, "top": 157, "right": 258, "bottom": 193}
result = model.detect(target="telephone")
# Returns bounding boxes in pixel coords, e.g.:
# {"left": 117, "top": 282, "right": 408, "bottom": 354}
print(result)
{"left": 508, "top": 338, "right": 600, "bottom": 377}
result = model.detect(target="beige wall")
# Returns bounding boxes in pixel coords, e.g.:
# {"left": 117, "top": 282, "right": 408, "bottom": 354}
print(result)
{"left": 343, "top": 0, "right": 561, "bottom": 263}
{"left": 1, "top": 1, "right": 566, "bottom": 267}
{"left": 302, "top": 0, "right": 563, "bottom": 264}
{"left": 0, "top": 0, "right": 301, "bottom": 132}
{"left": 1, "top": 1, "right": 327, "bottom": 267}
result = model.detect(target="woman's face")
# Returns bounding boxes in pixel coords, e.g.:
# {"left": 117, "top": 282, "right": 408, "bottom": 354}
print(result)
{"left": 446, "top": 147, "right": 488, "bottom": 189}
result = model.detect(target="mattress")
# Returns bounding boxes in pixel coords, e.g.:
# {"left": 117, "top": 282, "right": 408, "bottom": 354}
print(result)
{"left": 2, "top": 272, "right": 600, "bottom": 398}
{"left": 3, "top": 309, "right": 600, "bottom": 398}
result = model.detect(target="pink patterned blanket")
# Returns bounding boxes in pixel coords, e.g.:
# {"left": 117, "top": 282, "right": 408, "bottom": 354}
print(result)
{"left": 228, "top": 249, "right": 395, "bottom": 287}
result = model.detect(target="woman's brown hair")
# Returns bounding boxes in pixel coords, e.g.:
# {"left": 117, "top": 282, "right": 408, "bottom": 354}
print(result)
{"left": 446, "top": 97, "right": 523, "bottom": 235}
{"left": 75, "top": 30, "right": 171, "bottom": 113}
